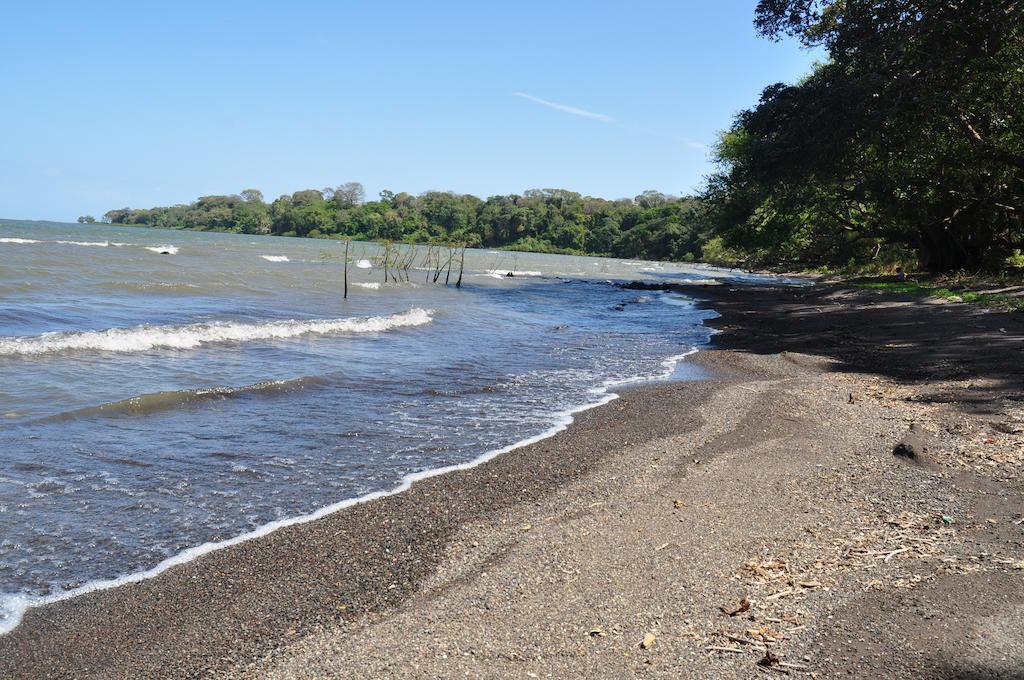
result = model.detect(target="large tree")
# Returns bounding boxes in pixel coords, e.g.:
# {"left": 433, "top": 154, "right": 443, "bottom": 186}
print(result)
{"left": 709, "top": 0, "right": 1024, "bottom": 271}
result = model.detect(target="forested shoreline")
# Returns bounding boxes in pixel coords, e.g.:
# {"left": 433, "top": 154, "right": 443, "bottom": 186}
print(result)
{"left": 92, "top": 187, "right": 710, "bottom": 263}
{"left": 91, "top": 1, "right": 1023, "bottom": 274}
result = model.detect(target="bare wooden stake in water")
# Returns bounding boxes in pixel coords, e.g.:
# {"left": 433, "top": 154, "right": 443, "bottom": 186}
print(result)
{"left": 343, "top": 239, "right": 349, "bottom": 300}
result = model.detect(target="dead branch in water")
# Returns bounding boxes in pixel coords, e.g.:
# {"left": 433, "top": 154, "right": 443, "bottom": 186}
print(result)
{"left": 456, "top": 243, "right": 467, "bottom": 288}
{"left": 436, "top": 246, "right": 452, "bottom": 284}
{"left": 424, "top": 244, "right": 435, "bottom": 283}
{"left": 398, "top": 245, "right": 416, "bottom": 281}
{"left": 353, "top": 240, "right": 471, "bottom": 290}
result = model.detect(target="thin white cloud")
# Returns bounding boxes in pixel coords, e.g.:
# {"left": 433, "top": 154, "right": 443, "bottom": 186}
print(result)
{"left": 513, "top": 92, "right": 614, "bottom": 123}
{"left": 514, "top": 93, "right": 706, "bottom": 152}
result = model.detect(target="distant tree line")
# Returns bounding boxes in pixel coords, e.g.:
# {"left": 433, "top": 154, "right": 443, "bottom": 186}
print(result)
{"left": 704, "top": 0, "right": 1024, "bottom": 272}
{"left": 95, "top": 2, "right": 1023, "bottom": 273}
{"left": 100, "top": 185, "right": 709, "bottom": 262}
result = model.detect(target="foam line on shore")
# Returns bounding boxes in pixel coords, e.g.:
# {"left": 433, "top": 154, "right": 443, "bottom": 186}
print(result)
{"left": 0, "top": 347, "right": 700, "bottom": 635}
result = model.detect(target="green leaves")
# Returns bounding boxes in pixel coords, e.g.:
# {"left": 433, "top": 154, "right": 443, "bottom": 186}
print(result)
{"left": 707, "top": 0, "right": 1024, "bottom": 272}
{"left": 103, "top": 188, "right": 711, "bottom": 263}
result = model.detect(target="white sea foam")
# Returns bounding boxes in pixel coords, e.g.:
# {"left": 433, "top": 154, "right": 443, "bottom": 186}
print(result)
{"left": 0, "top": 237, "right": 178, "bottom": 253}
{"left": 485, "top": 269, "right": 544, "bottom": 279}
{"left": 0, "top": 347, "right": 699, "bottom": 636}
{"left": 1, "top": 238, "right": 123, "bottom": 248}
{"left": 354, "top": 282, "right": 381, "bottom": 290}
{"left": 56, "top": 240, "right": 109, "bottom": 247}
{"left": 355, "top": 259, "right": 373, "bottom": 269}
{"left": 261, "top": 255, "right": 289, "bottom": 262}
{"left": 659, "top": 292, "right": 698, "bottom": 308}
{"left": 0, "top": 308, "right": 434, "bottom": 357}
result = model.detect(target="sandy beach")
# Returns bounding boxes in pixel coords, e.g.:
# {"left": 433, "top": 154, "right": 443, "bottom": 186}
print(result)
{"left": 3, "top": 281, "right": 1023, "bottom": 679}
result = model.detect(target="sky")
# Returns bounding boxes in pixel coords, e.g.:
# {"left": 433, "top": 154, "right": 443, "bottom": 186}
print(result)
{"left": 0, "top": 1, "right": 820, "bottom": 221}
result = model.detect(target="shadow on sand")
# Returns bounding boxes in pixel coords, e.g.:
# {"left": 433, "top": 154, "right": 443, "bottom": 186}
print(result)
{"left": 663, "top": 281, "right": 1024, "bottom": 415}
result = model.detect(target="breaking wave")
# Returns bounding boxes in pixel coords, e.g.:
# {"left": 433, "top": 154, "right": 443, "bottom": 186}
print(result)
{"left": 56, "top": 240, "right": 109, "bottom": 247}
{"left": 0, "top": 238, "right": 177, "bottom": 253}
{"left": 0, "top": 308, "right": 435, "bottom": 357}
{"left": 485, "top": 269, "right": 544, "bottom": 279}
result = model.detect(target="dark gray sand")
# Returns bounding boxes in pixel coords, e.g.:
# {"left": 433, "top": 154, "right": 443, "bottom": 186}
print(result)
{"left": 2, "top": 283, "right": 1022, "bottom": 679}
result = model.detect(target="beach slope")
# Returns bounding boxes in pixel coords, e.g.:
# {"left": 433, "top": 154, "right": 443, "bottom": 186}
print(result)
{"left": 2, "top": 282, "right": 1022, "bottom": 679}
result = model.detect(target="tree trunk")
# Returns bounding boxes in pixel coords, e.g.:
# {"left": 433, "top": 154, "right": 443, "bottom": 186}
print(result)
{"left": 917, "top": 223, "right": 980, "bottom": 272}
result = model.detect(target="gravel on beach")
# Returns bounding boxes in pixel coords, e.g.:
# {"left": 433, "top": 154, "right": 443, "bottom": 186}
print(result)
{"left": 2, "top": 282, "right": 1023, "bottom": 679}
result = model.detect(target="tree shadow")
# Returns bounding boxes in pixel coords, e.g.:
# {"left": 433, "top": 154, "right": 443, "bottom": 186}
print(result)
{"left": 936, "top": 668, "right": 1024, "bottom": 680}
{"left": 663, "top": 281, "right": 1024, "bottom": 414}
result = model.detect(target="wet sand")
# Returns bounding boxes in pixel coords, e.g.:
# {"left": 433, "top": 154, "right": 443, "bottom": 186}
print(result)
{"left": 2, "top": 282, "right": 1023, "bottom": 679}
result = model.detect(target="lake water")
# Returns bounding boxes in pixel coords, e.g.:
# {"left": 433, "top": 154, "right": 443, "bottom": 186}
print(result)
{"left": 0, "top": 219, "right": 767, "bottom": 632}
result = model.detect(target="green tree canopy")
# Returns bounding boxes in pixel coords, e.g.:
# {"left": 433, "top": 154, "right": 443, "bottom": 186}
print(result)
{"left": 102, "top": 186, "right": 709, "bottom": 263}
{"left": 707, "top": 0, "right": 1024, "bottom": 271}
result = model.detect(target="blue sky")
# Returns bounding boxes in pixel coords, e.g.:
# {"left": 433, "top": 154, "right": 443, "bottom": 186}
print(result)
{"left": 0, "top": 1, "right": 819, "bottom": 221}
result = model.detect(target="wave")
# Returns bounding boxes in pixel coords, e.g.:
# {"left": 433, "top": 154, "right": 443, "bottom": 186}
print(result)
{"left": 355, "top": 259, "right": 373, "bottom": 269}
{"left": 0, "top": 237, "right": 177, "bottom": 254}
{"left": 354, "top": 282, "right": 381, "bottom": 290}
{"left": 56, "top": 240, "right": 109, "bottom": 247}
{"left": 0, "top": 308, "right": 434, "bottom": 357}
{"left": 260, "top": 255, "right": 289, "bottom": 262}
{"left": 36, "top": 377, "right": 329, "bottom": 423}
{"left": 98, "top": 281, "right": 201, "bottom": 294}
{"left": 485, "top": 269, "right": 543, "bottom": 279}
{"left": 659, "top": 292, "right": 699, "bottom": 307}
{"left": 0, "top": 347, "right": 699, "bottom": 636}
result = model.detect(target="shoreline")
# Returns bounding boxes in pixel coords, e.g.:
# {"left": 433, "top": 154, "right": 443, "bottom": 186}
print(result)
{"left": 3, "top": 281, "right": 1023, "bottom": 678}
{"left": 0, "top": 341, "right": 700, "bottom": 638}
{"left": 0, "top": 339, "right": 717, "bottom": 677}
